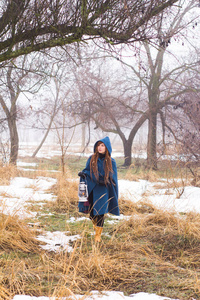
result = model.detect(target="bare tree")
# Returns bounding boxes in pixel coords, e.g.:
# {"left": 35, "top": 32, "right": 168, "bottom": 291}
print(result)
{"left": 182, "top": 93, "right": 200, "bottom": 160}
{"left": 167, "top": 89, "right": 200, "bottom": 160}
{"left": 70, "top": 55, "right": 148, "bottom": 166}
{"left": 70, "top": 36, "right": 200, "bottom": 169}
{"left": 31, "top": 77, "right": 63, "bottom": 158}
{"left": 0, "top": 0, "right": 179, "bottom": 63}
{"left": 0, "top": 55, "right": 47, "bottom": 164}
{"left": 114, "top": 1, "right": 200, "bottom": 169}
{"left": 53, "top": 92, "right": 78, "bottom": 175}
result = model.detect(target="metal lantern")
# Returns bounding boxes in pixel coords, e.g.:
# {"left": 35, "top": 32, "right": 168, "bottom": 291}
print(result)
{"left": 78, "top": 181, "right": 88, "bottom": 202}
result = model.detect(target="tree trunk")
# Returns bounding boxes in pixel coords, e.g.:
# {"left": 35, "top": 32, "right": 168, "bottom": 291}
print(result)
{"left": 8, "top": 118, "right": 19, "bottom": 165}
{"left": 61, "top": 152, "right": 65, "bottom": 175}
{"left": 32, "top": 116, "right": 54, "bottom": 157}
{"left": 147, "top": 109, "right": 157, "bottom": 170}
{"left": 122, "top": 113, "right": 149, "bottom": 167}
{"left": 122, "top": 139, "right": 132, "bottom": 167}
{"left": 81, "top": 123, "right": 86, "bottom": 151}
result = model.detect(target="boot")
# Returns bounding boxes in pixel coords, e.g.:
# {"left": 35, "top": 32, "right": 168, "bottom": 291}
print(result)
{"left": 95, "top": 226, "right": 103, "bottom": 242}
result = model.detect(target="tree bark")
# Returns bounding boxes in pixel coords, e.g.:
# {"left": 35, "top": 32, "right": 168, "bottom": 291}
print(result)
{"left": 147, "top": 109, "right": 157, "bottom": 170}
{"left": 8, "top": 117, "right": 19, "bottom": 165}
{"left": 0, "top": 69, "right": 19, "bottom": 165}
{"left": 123, "top": 139, "right": 132, "bottom": 167}
{"left": 32, "top": 114, "right": 54, "bottom": 158}
{"left": 122, "top": 113, "right": 148, "bottom": 166}
{"left": 144, "top": 40, "right": 164, "bottom": 170}
{"left": 81, "top": 123, "right": 86, "bottom": 151}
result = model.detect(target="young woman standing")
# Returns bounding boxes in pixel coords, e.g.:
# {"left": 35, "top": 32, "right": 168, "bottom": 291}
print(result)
{"left": 78, "top": 136, "right": 120, "bottom": 242}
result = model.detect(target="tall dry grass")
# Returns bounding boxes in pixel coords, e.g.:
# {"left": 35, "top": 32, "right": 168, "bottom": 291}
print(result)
{"left": 1, "top": 160, "right": 200, "bottom": 299}
{"left": 0, "top": 164, "right": 18, "bottom": 185}
{"left": 0, "top": 285, "right": 10, "bottom": 300}
{"left": 1, "top": 204, "right": 200, "bottom": 299}
{"left": 30, "top": 200, "right": 199, "bottom": 299}
{"left": 0, "top": 213, "right": 41, "bottom": 253}
{"left": 0, "top": 213, "right": 43, "bottom": 298}
{"left": 50, "top": 173, "right": 79, "bottom": 214}
{"left": 59, "top": 206, "right": 200, "bottom": 299}
{"left": 124, "top": 168, "right": 159, "bottom": 182}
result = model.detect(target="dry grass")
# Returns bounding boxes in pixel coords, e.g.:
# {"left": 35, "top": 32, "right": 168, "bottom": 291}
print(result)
{"left": 153, "top": 179, "right": 187, "bottom": 199}
{"left": 0, "top": 213, "right": 44, "bottom": 297}
{"left": 118, "top": 196, "right": 138, "bottom": 215}
{"left": 1, "top": 161, "right": 200, "bottom": 299}
{"left": 0, "top": 285, "right": 10, "bottom": 300}
{"left": 0, "top": 161, "right": 58, "bottom": 184}
{"left": 124, "top": 168, "right": 159, "bottom": 182}
{"left": 1, "top": 204, "right": 200, "bottom": 299}
{"left": 113, "top": 209, "right": 200, "bottom": 278}
{"left": 0, "top": 164, "right": 19, "bottom": 185}
{"left": 62, "top": 207, "right": 200, "bottom": 299}
{"left": 118, "top": 197, "right": 156, "bottom": 215}
{"left": 45, "top": 203, "right": 200, "bottom": 298}
{"left": 0, "top": 213, "right": 41, "bottom": 253}
{"left": 17, "top": 168, "right": 58, "bottom": 179}
{"left": 153, "top": 179, "right": 187, "bottom": 190}
{"left": 50, "top": 173, "right": 79, "bottom": 214}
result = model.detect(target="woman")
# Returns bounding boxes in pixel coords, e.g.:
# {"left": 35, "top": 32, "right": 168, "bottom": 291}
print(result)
{"left": 78, "top": 136, "right": 120, "bottom": 242}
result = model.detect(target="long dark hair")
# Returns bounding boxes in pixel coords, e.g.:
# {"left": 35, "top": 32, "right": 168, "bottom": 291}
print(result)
{"left": 90, "top": 141, "right": 113, "bottom": 184}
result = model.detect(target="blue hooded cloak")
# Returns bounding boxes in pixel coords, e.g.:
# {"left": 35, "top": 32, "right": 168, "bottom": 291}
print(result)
{"left": 78, "top": 136, "right": 120, "bottom": 216}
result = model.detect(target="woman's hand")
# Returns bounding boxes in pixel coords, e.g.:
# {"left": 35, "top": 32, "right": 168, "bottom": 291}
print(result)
{"left": 78, "top": 172, "right": 86, "bottom": 178}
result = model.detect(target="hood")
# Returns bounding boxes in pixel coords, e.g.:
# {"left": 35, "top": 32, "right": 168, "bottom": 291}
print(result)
{"left": 93, "top": 136, "right": 112, "bottom": 156}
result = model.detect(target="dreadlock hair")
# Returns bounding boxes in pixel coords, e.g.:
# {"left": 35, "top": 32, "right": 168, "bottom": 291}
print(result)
{"left": 90, "top": 141, "right": 113, "bottom": 185}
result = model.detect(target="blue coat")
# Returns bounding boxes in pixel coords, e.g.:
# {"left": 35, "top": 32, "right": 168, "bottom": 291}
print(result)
{"left": 78, "top": 136, "right": 120, "bottom": 216}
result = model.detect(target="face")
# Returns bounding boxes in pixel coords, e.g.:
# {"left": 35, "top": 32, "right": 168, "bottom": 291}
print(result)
{"left": 97, "top": 143, "right": 106, "bottom": 154}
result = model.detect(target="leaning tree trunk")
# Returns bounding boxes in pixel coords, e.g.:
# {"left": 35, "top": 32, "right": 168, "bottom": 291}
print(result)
{"left": 32, "top": 115, "right": 54, "bottom": 157}
{"left": 147, "top": 108, "right": 157, "bottom": 170}
{"left": 32, "top": 81, "right": 59, "bottom": 158}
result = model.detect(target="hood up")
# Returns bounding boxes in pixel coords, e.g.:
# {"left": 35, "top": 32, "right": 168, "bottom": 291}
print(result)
{"left": 93, "top": 136, "right": 112, "bottom": 156}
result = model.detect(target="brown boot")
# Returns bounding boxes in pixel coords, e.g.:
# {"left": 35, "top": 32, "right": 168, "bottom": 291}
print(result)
{"left": 95, "top": 226, "right": 103, "bottom": 242}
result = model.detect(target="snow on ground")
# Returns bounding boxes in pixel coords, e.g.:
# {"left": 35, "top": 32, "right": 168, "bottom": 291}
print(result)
{"left": 119, "top": 179, "right": 200, "bottom": 213}
{"left": 0, "top": 161, "right": 199, "bottom": 300}
{"left": 36, "top": 231, "right": 81, "bottom": 252}
{"left": 12, "top": 290, "right": 179, "bottom": 300}
{"left": 0, "top": 176, "right": 56, "bottom": 218}
{"left": 18, "top": 142, "right": 190, "bottom": 161}
{"left": 17, "top": 161, "right": 38, "bottom": 167}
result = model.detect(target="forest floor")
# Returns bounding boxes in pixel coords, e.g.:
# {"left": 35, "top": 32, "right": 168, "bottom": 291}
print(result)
{"left": 0, "top": 154, "right": 200, "bottom": 300}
